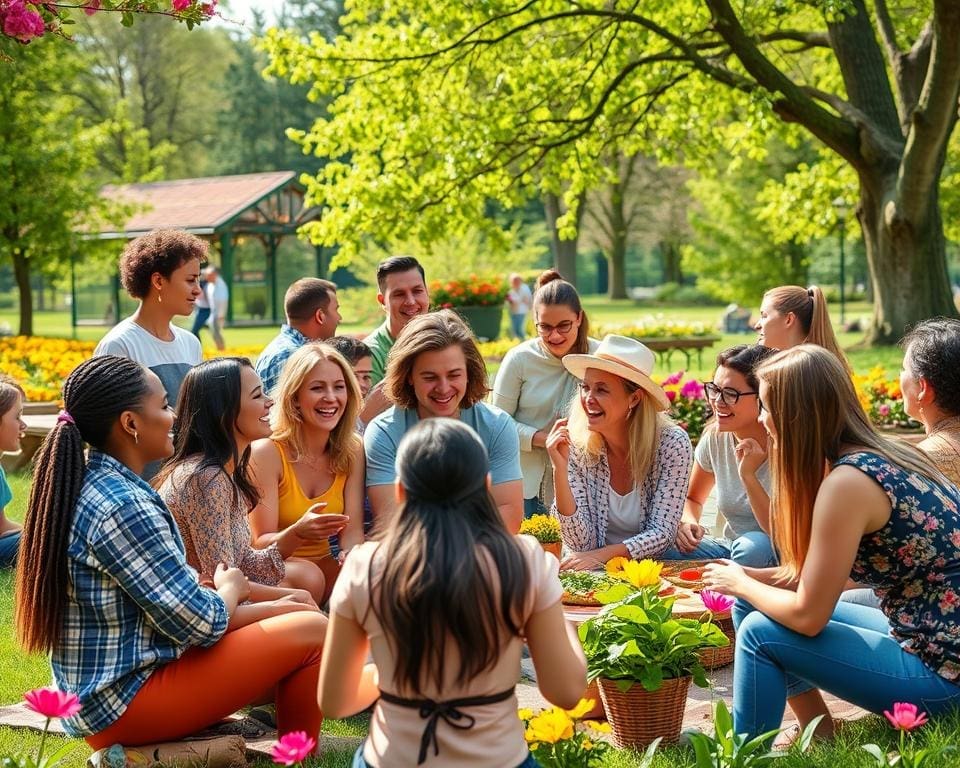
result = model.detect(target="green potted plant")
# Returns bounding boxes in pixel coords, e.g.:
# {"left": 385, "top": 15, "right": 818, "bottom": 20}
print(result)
{"left": 428, "top": 275, "right": 509, "bottom": 340}
{"left": 577, "top": 584, "right": 728, "bottom": 748}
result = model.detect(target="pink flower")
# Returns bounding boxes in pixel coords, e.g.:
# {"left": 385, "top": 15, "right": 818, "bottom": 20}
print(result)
{"left": 2, "top": 1, "right": 45, "bottom": 42}
{"left": 680, "top": 379, "right": 705, "bottom": 400}
{"left": 884, "top": 702, "right": 928, "bottom": 731}
{"left": 270, "top": 731, "right": 316, "bottom": 765}
{"left": 700, "top": 589, "right": 735, "bottom": 613}
{"left": 83, "top": 0, "right": 100, "bottom": 15}
{"left": 23, "top": 688, "right": 81, "bottom": 720}
{"left": 665, "top": 390, "right": 677, "bottom": 403}
{"left": 663, "top": 372, "right": 683, "bottom": 386}
{"left": 171, "top": 0, "right": 191, "bottom": 11}
{"left": 200, "top": 0, "right": 216, "bottom": 15}
{"left": 878, "top": 404, "right": 891, "bottom": 417}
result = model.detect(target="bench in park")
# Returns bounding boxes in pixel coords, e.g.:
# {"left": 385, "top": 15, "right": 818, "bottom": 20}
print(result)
{"left": 642, "top": 336, "right": 721, "bottom": 371}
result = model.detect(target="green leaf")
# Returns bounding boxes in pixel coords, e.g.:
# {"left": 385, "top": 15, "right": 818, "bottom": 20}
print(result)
{"left": 861, "top": 743, "right": 889, "bottom": 766}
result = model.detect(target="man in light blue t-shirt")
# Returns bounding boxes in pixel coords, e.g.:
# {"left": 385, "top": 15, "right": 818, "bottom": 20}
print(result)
{"left": 363, "top": 310, "right": 523, "bottom": 532}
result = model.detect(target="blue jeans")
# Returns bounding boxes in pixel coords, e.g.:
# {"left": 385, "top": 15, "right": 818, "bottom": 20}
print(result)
{"left": 351, "top": 744, "right": 540, "bottom": 767}
{"left": 191, "top": 307, "right": 211, "bottom": 337}
{"left": 523, "top": 497, "right": 546, "bottom": 519}
{"left": 0, "top": 530, "right": 20, "bottom": 567}
{"left": 661, "top": 531, "right": 777, "bottom": 567}
{"left": 510, "top": 313, "right": 528, "bottom": 340}
{"left": 732, "top": 599, "right": 960, "bottom": 739}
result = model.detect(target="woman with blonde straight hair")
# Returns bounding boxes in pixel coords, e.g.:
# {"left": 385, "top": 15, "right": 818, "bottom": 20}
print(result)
{"left": 755, "top": 285, "right": 851, "bottom": 374}
{"left": 250, "top": 343, "right": 365, "bottom": 603}
{"left": 546, "top": 335, "right": 692, "bottom": 570}
{"left": 702, "top": 345, "right": 960, "bottom": 742}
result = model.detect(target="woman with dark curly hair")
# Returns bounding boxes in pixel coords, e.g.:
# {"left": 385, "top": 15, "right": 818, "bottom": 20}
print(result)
{"left": 94, "top": 229, "right": 206, "bottom": 411}
{"left": 901, "top": 318, "right": 960, "bottom": 486}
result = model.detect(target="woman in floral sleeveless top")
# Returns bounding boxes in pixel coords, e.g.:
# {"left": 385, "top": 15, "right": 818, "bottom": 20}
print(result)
{"left": 702, "top": 345, "right": 960, "bottom": 740}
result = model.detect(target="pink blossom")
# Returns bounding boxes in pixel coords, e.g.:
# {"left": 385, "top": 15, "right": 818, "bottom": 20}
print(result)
{"left": 171, "top": 0, "right": 191, "bottom": 11}
{"left": 700, "top": 589, "right": 735, "bottom": 613}
{"left": 680, "top": 379, "right": 705, "bottom": 400}
{"left": 665, "top": 390, "right": 676, "bottom": 403}
{"left": 83, "top": 0, "right": 100, "bottom": 15}
{"left": 23, "top": 688, "right": 82, "bottom": 720}
{"left": 662, "top": 371, "right": 683, "bottom": 386}
{"left": 878, "top": 404, "right": 891, "bottom": 417}
{"left": 2, "top": 1, "right": 45, "bottom": 42}
{"left": 883, "top": 702, "right": 928, "bottom": 731}
{"left": 271, "top": 731, "right": 316, "bottom": 765}
{"left": 200, "top": 0, "right": 215, "bottom": 15}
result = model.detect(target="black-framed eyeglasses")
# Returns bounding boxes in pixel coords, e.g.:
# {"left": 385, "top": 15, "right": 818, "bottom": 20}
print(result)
{"left": 536, "top": 320, "right": 575, "bottom": 336}
{"left": 703, "top": 382, "right": 759, "bottom": 407}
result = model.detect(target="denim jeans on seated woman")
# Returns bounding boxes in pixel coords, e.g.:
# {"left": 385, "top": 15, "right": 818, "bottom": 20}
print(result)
{"left": 661, "top": 530, "right": 777, "bottom": 567}
{"left": 351, "top": 744, "right": 541, "bottom": 767}
{"left": 732, "top": 598, "right": 960, "bottom": 739}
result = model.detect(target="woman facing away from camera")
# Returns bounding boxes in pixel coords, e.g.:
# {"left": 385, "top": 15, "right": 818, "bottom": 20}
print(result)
{"left": 755, "top": 285, "right": 852, "bottom": 375}
{"left": 702, "top": 345, "right": 960, "bottom": 741}
{"left": 14, "top": 355, "right": 325, "bottom": 751}
{"left": 662, "top": 344, "right": 779, "bottom": 567}
{"left": 492, "top": 270, "right": 598, "bottom": 517}
{"left": 250, "top": 343, "right": 366, "bottom": 603}
{"left": 156, "top": 357, "right": 326, "bottom": 605}
{"left": 319, "top": 418, "right": 587, "bottom": 767}
{"left": 547, "top": 335, "right": 693, "bottom": 570}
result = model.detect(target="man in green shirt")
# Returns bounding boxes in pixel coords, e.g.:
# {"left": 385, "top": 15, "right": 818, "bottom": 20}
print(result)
{"left": 364, "top": 256, "right": 430, "bottom": 385}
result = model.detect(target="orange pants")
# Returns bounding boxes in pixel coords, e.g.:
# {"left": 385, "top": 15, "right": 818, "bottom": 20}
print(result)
{"left": 87, "top": 612, "right": 325, "bottom": 749}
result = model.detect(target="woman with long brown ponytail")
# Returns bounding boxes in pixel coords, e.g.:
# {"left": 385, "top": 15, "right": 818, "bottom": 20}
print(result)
{"left": 15, "top": 355, "right": 325, "bottom": 751}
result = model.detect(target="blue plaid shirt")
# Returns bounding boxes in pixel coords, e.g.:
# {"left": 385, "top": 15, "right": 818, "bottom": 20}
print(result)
{"left": 256, "top": 324, "right": 308, "bottom": 396}
{"left": 52, "top": 452, "right": 229, "bottom": 736}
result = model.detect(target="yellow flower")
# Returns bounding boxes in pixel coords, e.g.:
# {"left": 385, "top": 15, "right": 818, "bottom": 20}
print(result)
{"left": 564, "top": 698, "right": 595, "bottom": 719}
{"left": 524, "top": 708, "right": 574, "bottom": 745}
{"left": 517, "top": 708, "right": 533, "bottom": 721}
{"left": 584, "top": 720, "right": 612, "bottom": 733}
{"left": 606, "top": 557, "right": 662, "bottom": 588}
{"left": 583, "top": 739, "right": 593, "bottom": 750}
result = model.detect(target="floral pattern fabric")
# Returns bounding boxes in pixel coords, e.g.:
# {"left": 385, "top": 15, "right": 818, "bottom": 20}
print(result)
{"left": 840, "top": 451, "right": 960, "bottom": 681}
{"left": 553, "top": 422, "right": 692, "bottom": 559}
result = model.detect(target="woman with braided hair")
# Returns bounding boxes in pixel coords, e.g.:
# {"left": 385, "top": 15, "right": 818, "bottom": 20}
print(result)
{"left": 14, "top": 355, "right": 326, "bottom": 751}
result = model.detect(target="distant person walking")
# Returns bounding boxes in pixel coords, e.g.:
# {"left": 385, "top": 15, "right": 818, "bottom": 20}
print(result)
{"left": 205, "top": 265, "right": 229, "bottom": 351}
{"left": 191, "top": 272, "right": 211, "bottom": 338}
{"left": 506, "top": 273, "right": 533, "bottom": 340}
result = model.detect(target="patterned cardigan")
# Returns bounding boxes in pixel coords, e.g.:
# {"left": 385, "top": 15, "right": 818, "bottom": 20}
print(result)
{"left": 553, "top": 422, "right": 693, "bottom": 559}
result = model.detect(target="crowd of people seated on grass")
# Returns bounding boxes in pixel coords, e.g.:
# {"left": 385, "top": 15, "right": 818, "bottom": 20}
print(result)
{"left": 4, "top": 228, "right": 960, "bottom": 765}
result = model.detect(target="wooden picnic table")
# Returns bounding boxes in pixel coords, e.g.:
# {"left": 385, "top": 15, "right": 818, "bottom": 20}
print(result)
{"left": 640, "top": 336, "right": 722, "bottom": 370}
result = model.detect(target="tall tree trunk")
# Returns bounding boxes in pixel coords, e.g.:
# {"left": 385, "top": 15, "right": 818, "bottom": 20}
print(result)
{"left": 860, "top": 178, "right": 955, "bottom": 345}
{"left": 785, "top": 242, "right": 807, "bottom": 286}
{"left": 660, "top": 240, "right": 683, "bottom": 284}
{"left": 11, "top": 250, "right": 33, "bottom": 337}
{"left": 543, "top": 192, "right": 579, "bottom": 288}
{"left": 606, "top": 178, "right": 628, "bottom": 299}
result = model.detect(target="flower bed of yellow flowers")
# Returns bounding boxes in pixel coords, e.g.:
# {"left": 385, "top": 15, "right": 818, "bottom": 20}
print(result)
{"left": 0, "top": 337, "right": 263, "bottom": 402}
{"left": 519, "top": 698, "right": 613, "bottom": 768}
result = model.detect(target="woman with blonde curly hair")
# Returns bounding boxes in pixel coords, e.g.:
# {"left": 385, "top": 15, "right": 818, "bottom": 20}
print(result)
{"left": 364, "top": 309, "right": 523, "bottom": 532}
{"left": 250, "top": 343, "right": 365, "bottom": 603}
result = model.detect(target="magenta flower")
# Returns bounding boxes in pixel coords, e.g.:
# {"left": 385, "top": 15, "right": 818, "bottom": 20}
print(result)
{"left": 700, "top": 589, "right": 735, "bottom": 613}
{"left": 171, "top": 0, "right": 192, "bottom": 11}
{"left": 23, "top": 688, "right": 81, "bottom": 720}
{"left": 879, "top": 403, "right": 891, "bottom": 417}
{"left": 271, "top": 731, "right": 317, "bottom": 765}
{"left": 200, "top": 0, "right": 216, "bottom": 15}
{"left": 662, "top": 371, "right": 683, "bottom": 386}
{"left": 680, "top": 379, "right": 705, "bottom": 400}
{"left": 884, "top": 702, "right": 928, "bottom": 731}
{"left": 665, "top": 390, "right": 677, "bottom": 403}
{"left": 83, "top": 0, "right": 100, "bottom": 15}
{"left": 2, "top": 1, "right": 45, "bottom": 42}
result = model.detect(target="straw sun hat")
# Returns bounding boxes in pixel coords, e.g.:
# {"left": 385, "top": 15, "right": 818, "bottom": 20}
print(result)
{"left": 562, "top": 335, "right": 671, "bottom": 411}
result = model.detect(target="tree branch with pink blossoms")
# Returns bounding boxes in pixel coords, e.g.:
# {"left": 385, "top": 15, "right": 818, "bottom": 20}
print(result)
{"left": 0, "top": 0, "right": 217, "bottom": 44}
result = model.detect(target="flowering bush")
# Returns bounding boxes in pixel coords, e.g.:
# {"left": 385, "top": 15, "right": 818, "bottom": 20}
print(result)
{"left": 518, "top": 699, "right": 613, "bottom": 768}
{"left": 429, "top": 275, "right": 509, "bottom": 309}
{"left": 658, "top": 372, "right": 712, "bottom": 444}
{"left": 476, "top": 337, "right": 520, "bottom": 361}
{"left": 854, "top": 366, "right": 921, "bottom": 430}
{"left": 1, "top": 0, "right": 215, "bottom": 44}
{"left": 863, "top": 702, "right": 956, "bottom": 767}
{"left": 519, "top": 513, "right": 561, "bottom": 544}
{"left": 2, "top": 687, "right": 80, "bottom": 768}
{"left": 598, "top": 316, "right": 713, "bottom": 339}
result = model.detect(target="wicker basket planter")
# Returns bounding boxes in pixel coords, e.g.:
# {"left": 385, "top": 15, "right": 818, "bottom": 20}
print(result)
{"left": 597, "top": 676, "right": 691, "bottom": 748}
{"left": 582, "top": 679, "right": 605, "bottom": 719}
{"left": 697, "top": 614, "right": 735, "bottom": 669}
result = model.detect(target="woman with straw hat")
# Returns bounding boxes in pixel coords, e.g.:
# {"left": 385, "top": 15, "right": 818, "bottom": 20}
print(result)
{"left": 547, "top": 335, "right": 693, "bottom": 570}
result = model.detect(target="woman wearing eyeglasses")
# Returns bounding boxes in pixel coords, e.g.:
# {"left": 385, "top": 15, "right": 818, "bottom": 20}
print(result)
{"left": 546, "top": 335, "right": 693, "bottom": 570}
{"left": 492, "top": 270, "right": 598, "bottom": 518}
{"left": 662, "top": 345, "right": 779, "bottom": 566}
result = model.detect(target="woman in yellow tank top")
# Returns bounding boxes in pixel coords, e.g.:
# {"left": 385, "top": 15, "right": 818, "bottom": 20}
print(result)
{"left": 250, "top": 343, "right": 366, "bottom": 602}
